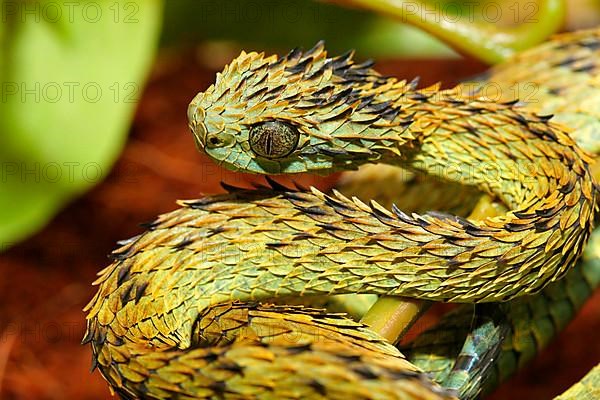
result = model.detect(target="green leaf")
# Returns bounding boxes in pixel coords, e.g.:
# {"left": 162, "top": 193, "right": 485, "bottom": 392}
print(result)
{"left": 160, "top": 0, "right": 452, "bottom": 58}
{"left": 0, "top": 0, "right": 163, "bottom": 248}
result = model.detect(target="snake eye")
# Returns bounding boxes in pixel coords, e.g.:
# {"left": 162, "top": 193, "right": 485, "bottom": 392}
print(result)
{"left": 249, "top": 121, "right": 300, "bottom": 159}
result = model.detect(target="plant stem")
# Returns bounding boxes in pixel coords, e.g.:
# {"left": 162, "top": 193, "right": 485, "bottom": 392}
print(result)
{"left": 336, "top": 0, "right": 566, "bottom": 63}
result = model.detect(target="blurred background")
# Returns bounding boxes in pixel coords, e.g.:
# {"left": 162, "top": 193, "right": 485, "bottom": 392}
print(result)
{"left": 0, "top": 0, "right": 599, "bottom": 398}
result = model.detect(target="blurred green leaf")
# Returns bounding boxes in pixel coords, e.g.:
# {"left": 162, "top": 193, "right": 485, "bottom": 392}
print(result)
{"left": 0, "top": 0, "right": 163, "bottom": 248}
{"left": 160, "top": 0, "right": 453, "bottom": 58}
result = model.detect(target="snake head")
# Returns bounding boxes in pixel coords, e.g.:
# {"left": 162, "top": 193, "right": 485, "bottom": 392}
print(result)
{"left": 188, "top": 41, "right": 414, "bottom": 174}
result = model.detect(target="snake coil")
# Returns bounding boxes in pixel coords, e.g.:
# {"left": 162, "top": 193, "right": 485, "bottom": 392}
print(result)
{"left": 85, "top": 29, "right": 600, "bottom": 399}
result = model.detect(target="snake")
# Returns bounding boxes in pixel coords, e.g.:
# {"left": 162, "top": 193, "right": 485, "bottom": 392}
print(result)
{"left": 84, "top": 28, "right": 600, "bottom": 399}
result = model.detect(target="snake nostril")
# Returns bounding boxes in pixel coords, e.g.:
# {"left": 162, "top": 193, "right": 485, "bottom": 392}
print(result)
{"left": 204, "top": 132, "right": 235, "bottom": 149}
{"left": 206, "top": 134, "right": 227, "bottom": 148}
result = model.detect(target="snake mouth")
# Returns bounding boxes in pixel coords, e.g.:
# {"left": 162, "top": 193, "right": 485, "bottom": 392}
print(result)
{"left": 208, "top": 152, "right": 281, "bottom": 175}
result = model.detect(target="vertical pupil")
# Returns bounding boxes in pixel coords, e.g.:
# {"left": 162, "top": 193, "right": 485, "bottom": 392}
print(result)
{"left": 265, "top": 130, "right": 273, "bottom": 156}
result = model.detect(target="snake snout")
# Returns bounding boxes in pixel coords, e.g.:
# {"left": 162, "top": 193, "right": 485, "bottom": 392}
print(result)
{"left": 187, "top": 101, "right": 207, "bottom": 149}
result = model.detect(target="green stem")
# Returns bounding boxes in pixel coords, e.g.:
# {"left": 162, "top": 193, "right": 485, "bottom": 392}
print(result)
{"left": 337, "top": 0, "right": 566, "bottom": 63}
{"left": 360, "top": 297, "right": 430, "bottom": 343}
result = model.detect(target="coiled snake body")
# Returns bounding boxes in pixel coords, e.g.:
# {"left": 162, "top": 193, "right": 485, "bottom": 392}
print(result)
{"left": 84, "top": 29, "right": 600, "bottom": 399}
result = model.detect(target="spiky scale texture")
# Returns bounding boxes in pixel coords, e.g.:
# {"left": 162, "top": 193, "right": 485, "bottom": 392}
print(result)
{"left": 373, "top": 28, "right": 600, "bottom": 399}
{"left": 85, "top": 29, "right": 600, "bottom": 399}
{"left": 340, "top": 28, "right": 600, "bottom": 213}
{"left": 474, "top": 28, "right": 600, "bottom": 155}
{"left": 86, "top": 298, "right": 450, "bottom": 399}
{"left": 403, "top": 241, "right": 600, "bottom": 399}
{"left": 188, "top": 38, "right": 597, "bottom": 301}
